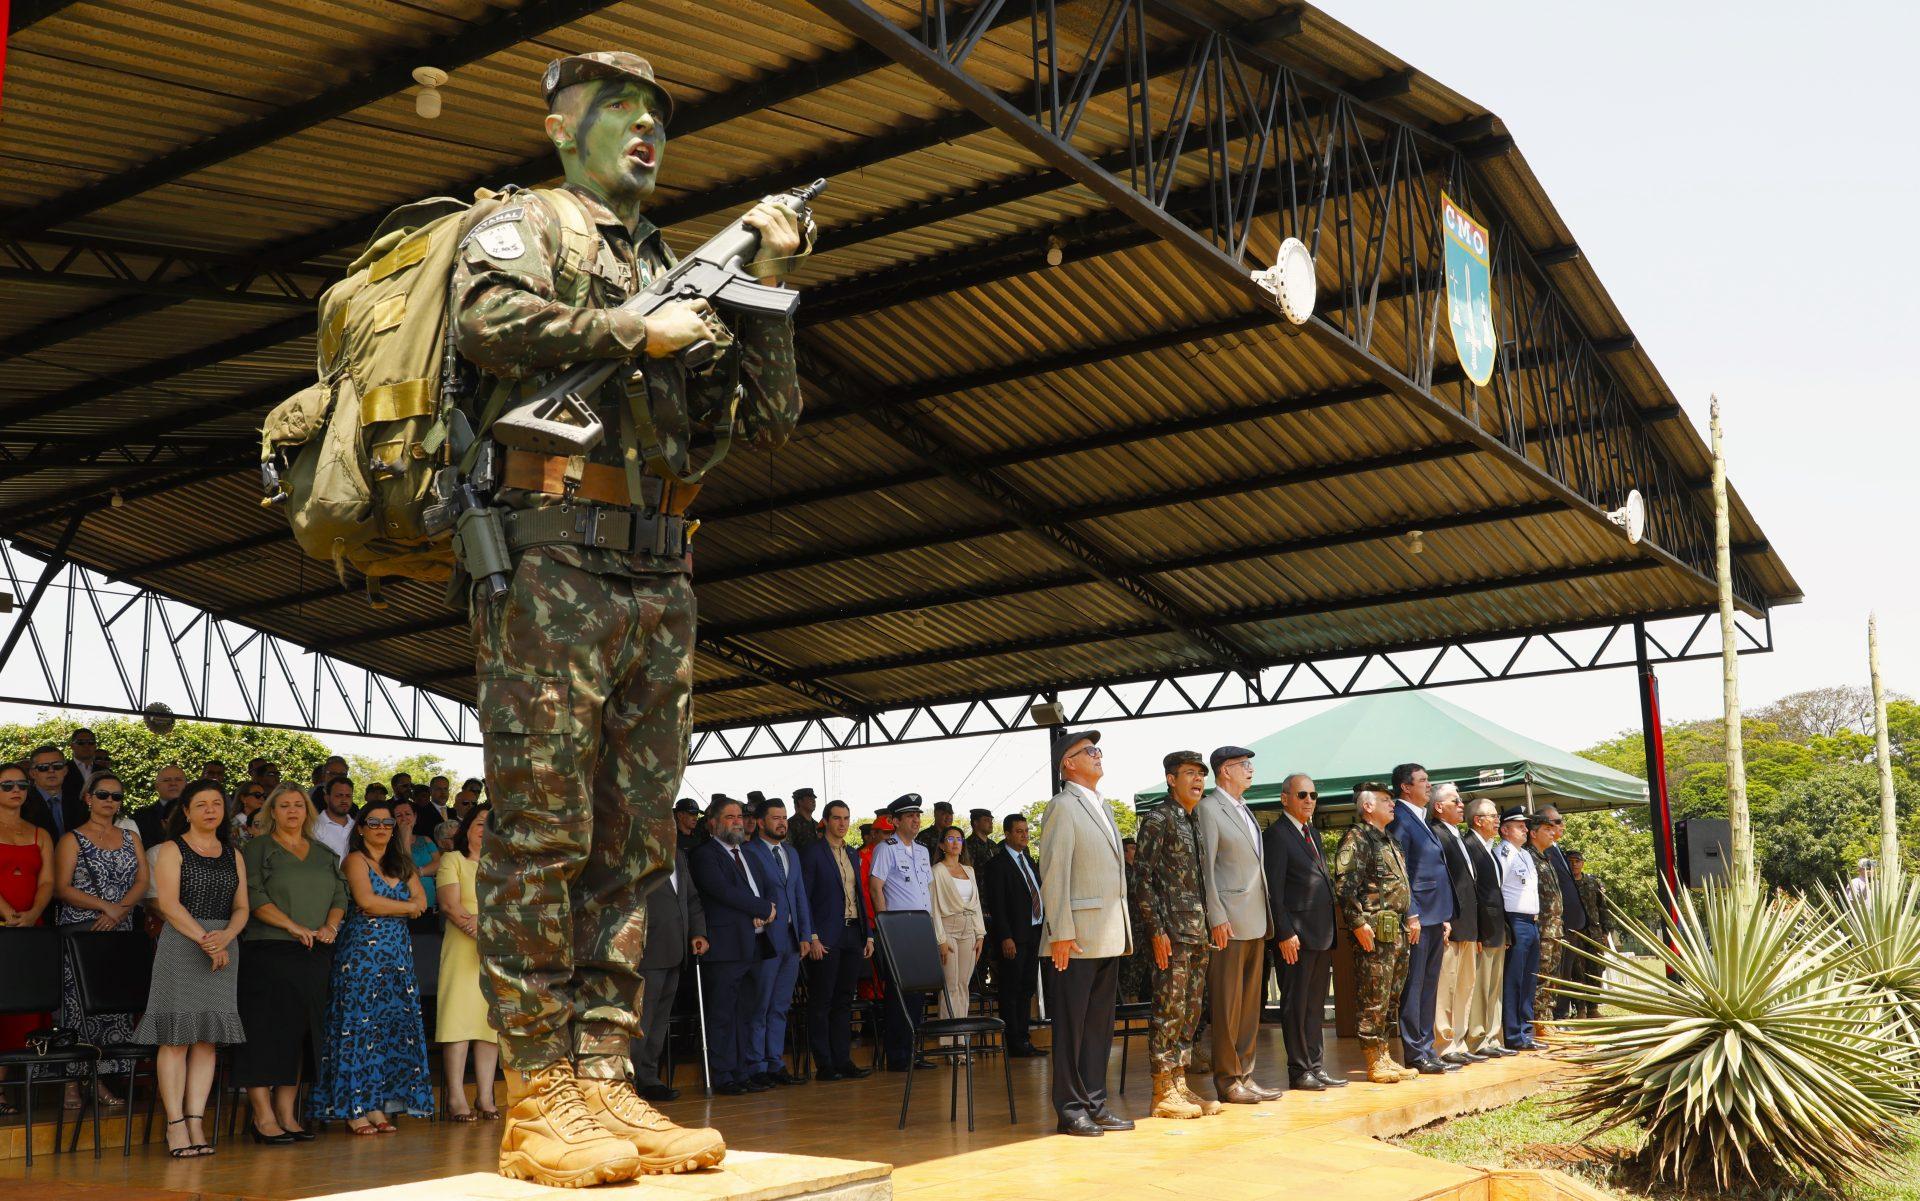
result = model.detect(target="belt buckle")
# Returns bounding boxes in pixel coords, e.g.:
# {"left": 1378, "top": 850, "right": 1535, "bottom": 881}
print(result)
{"left": 579, "top": 505, "right": 602, "bottom": 548}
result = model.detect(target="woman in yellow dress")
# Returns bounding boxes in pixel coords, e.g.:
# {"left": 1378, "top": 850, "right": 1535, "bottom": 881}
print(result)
{"left": 436, "top": 806, "right": 498, "bottom": 1119}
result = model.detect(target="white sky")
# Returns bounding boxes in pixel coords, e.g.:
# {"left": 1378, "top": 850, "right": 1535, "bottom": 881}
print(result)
{"left": 5, "top": 0, "right": 1916, "bottom": 813}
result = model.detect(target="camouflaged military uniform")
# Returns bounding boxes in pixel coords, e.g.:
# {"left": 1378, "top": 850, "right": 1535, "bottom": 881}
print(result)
{"left": 452, "top": 183, "right": 800, "bottom": 1078}
{"left": 964, "top": 833, "right": 1000, "bottom": 871}
{"left": 1334, "top": 823, "right": 1412, "bottom": 1050}
{"left": 1567, "top": 872, "right": 1610, "bottom": 1018}
{"left": 1530, "top": 844, "right": 1564, "bottom": 1027}
{"left": 1134, "top": 802, "right": 1211, "bottom": 1076}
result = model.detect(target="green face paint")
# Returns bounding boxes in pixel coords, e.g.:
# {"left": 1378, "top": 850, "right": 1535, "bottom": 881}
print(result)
{"left": 562, "top": 79, "right": 665, "bottom": 218}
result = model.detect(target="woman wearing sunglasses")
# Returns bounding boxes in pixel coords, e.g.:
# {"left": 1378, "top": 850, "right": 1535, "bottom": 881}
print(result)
{"left": 135, "top": 778, "right": 249, "bottom": 1158}
{"left": 51, "top": 770, "right": 147, "bottom": 1111}
{"left": 312, "top": 799, "right": 434, "bottom": 1134}
{"left": 0, "top": 761, "right": 56, "bottom": 1117}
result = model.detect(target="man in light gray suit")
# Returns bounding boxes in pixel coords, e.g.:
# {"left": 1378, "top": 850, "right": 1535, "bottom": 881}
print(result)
{"left": 1038, "top": 729, "right": 1135, "bottom": 1137}
{"left": 1197, "top": 746, "right": 1282, "bottom": 1104}
{"left": 632, "top": 848, "right": 707, "bottom": 1101}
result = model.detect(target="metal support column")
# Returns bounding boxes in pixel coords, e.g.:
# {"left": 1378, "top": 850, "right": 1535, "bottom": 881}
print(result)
{"left": 1634, "top": 620, "right": 1679, "bottom": 941}
{"left": 0, "top": 512, "right": 84, "bottom": 672}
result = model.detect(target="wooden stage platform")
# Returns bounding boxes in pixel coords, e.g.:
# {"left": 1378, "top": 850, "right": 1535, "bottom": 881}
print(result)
{"left": 0, "top": 1029, "right": 1569, "bottom": 1201}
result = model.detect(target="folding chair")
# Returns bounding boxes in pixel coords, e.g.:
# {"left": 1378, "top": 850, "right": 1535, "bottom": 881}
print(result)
{"left": 872, "top": 910, "right": 1013, "bottom": 1132}
{"left": 1112, "top": 1001, "right": 1153, "bottom": 1094}
{"left": 63, "top": 928, "right": 155, "bottom": 1156}
{"left": 0, "top": 927, "right": 103, "bottom": 1164}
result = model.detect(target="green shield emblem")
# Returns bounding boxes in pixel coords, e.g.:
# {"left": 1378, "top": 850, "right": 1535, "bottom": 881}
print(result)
{"left": 1442, "top": 192, "right": 1496, "bottom": 386}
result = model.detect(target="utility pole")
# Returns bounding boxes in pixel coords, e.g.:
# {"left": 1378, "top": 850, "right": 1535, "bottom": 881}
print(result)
{"left": 1711, "top": 396, "right": 1753, "bottom": 887}
{"left": 1870, "top": 613, "right": 1900, "bottom": 876}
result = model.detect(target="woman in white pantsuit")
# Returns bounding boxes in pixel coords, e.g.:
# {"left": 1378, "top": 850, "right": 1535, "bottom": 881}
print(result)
{"left": 930, "top": 827, "right": 987, "bottom": 1031}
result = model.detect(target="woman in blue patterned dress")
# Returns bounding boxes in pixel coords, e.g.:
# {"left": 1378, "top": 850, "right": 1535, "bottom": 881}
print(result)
{"left": 312, "top": 799, "right": 435, "bottom": 1133}
{"left": 51, "top": 770, "right": 147, "bottom": 1111}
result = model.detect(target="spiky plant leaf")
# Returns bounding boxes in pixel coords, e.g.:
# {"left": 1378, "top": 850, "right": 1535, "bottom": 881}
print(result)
{"left": 1552, "top": 882, "right": 1920, "bottom": 1193}
{"left": 1817, "top": 868, "right": 1920, "bottom": 1048}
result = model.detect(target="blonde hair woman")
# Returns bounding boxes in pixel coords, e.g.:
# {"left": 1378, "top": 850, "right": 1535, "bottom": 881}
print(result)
{"left": 929, "top": 826, "right": 986, "bottom": 1031}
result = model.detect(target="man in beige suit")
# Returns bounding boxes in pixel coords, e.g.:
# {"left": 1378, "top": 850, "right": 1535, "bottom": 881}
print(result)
{"left": 1196, "top": 746, "right": 1282, "bottom": 1104}
{"left": 1038, "top": 729, "right": 1135, "bottom": 1137}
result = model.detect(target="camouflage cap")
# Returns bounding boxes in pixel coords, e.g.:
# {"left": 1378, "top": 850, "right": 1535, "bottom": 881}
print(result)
{"left": 1162, "top": 749, "right": 1204, "bottom": 774}
{"left": 541, "top": 51, "right": 675, "bottom": 125}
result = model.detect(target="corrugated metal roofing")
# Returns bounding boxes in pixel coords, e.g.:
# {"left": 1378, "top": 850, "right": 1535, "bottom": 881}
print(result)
{"left": 0, "top": 0, "right": 1798, "bottom": 733}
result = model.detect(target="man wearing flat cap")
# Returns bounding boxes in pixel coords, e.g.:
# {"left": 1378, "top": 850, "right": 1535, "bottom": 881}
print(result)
{"left": 1038, "top": 730, "right": 1134, "bottom": 1136}
{"left": 1493, "top": 807, "right": 1541, "bottom": 1050}
{"left": 869, "top": 794, "right": 936, "bottom": 1071}
{"left": 1195, "top": 746, "right": 1279, "bottom": 1104}
{"left": 453, "top": 49, "right": 810, "bottom": 1186}
{"left": 787, "top": 788, "right": 819, "bottom": 853}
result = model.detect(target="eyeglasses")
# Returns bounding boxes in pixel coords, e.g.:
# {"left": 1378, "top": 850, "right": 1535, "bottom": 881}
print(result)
{"left": 31, "top": 762, "right": 64, "bottom": 772}
{"left": 91, "top": 789, "right": 125, "bottom": 802}
{"left": 0, "top": 781, "right": 29, "bottom": 792}
{"left": 1069, "top": 747, "right": 1104, "bottom": 759}
{"left": 362, "top": 817, "right": 396, "bottom": 829}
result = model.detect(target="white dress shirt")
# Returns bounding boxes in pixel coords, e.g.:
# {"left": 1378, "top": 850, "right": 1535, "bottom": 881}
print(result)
{"left": 1494, "top": 839, "right": 1538, "bottom": 915}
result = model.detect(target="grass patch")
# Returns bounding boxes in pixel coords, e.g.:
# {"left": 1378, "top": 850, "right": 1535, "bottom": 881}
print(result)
{"left": 1393, "top": 1094, "right": 1920, "bottom": 1201}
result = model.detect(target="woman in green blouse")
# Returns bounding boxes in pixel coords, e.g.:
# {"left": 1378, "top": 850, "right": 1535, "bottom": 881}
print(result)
{"left": 236, "top": 784, "right": 347, "bottom": 1143}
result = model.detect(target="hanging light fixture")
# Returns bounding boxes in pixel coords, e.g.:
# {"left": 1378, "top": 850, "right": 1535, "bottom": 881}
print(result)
{"left": 413, "top": 66, "right": 448, "bottom": 118}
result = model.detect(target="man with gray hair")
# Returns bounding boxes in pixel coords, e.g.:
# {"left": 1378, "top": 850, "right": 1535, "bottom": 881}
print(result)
{"left": 1460, "top": 798, "right": 1513, "bottom": 1057}
{"left": 1426, "top": 783, "right": 1484, "bottom": 1064}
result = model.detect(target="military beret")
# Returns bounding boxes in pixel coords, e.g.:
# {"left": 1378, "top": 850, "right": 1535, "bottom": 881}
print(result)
{"left": 672, "top": 797, "right": 700, "bottom": 815}
{"left": 1499, "top": 806, "right": 1529, "bottom": 825}
{"left": 969, "top": 808, "right": 993, "bottom": 820}
{"left": 1163, "top": 750, "right": 1205, "bottom": 773}
{"left": 1209, "top": 745, "right": 1255, "bottom": 773}
{"left": 1053, "top": 729, "right": 1101, "bottom": 769}
{"left": 541, "top": 51, "right": 675, "bottom": 125}
{"left": 886, "top": 793, "right": 924, "bottom": 817}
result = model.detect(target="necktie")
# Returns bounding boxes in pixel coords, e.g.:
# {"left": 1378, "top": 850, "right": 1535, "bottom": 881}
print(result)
{"left": 731, "top": 848, "right": 760, "bottom": 897}
{"left": 775, "top": 844, "right": 787, "bottom": 879}
{"left": 1019, "top": 854, "right": 1041, "bottom": 921}
{"left": 1301, "top": 821, "right": 1320, "bottom": 864}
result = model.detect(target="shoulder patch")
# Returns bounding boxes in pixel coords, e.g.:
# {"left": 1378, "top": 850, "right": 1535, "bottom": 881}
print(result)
{"left": 462, "top": 207, "right": 529, "bottom": 261}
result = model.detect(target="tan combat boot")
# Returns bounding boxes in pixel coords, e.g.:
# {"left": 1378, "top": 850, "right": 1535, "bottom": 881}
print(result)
{"left": 498, "top": 1062, "right": 643, "bottom": 1188}
{"left": 1390, "top": 1053, "right": 1420, "bottom": 1083}
{"left": 577, "top": 1077, "right": 726, "bottom": 1174}
{"left": 1151, "top": 1072, "right": 1203, "bottom": 1120}
{"left": 1362, "top": 1045, "right": 1402, "bottom": 1084}
{"left": 1174, "top": 1072, "right": 1224, "bottom": 1116}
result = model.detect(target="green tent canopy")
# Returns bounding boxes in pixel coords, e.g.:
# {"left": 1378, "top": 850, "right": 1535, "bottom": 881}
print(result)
{"left": 1131, "top": 690, "right": 1647, "bottom": 822}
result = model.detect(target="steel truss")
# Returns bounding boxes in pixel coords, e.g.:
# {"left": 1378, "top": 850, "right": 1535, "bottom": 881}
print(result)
{"left": 808, "top": 0, "right": 1762, "bottom": 608}
{"left": 690, "top": 608, "right": 1774, "bottom": 763}
{"left": 0, "top": 538, "right": 479, "bottom": 746}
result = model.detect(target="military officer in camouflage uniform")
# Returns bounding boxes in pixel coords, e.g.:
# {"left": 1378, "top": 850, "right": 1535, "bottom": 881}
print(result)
{"left": 1133, "top": 751, "right": 1221, "bottom": 1119}
{"left": 1333, "top": 783, "right": 1421, "bottom": 1084}
{"left": 1564, "top": 849, "right": 1610, "bottom": 1020}
{"left": 963, "top": 807, "right": 1000, "bottom": 870}
{"left": 1526, "top": 813, "right": 1564, "bottom": 1039}
{"left": 452, "top": 51, "right": 807, "bottom": 1187}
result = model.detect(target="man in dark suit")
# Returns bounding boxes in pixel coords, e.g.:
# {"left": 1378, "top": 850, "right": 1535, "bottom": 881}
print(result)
{"left": 1426, "top": 784, "right": 1483, "bottom": 1065}
{"left": 799, "top": 800, "right": 874, "bottom": 1080}
{"left": 59, "top": 728, "right": 104, "bottom": 810}
{"left": 1461, "top": 799, "right": 1513, "bottom": 1058}
{"left": 688, "top": 798, "right": 776, "bottom": 1095}
{"left": 24, "top": 744, "right": 86, "bottom": 841}
{"left": 982, "top": 811, "right": 1046, "bottom": 1057}
{"left": 1386, "top": 762, "right": 1456, "bottom": 1075}
{"left": 1262, "top": 772, "right": 1342, "bottom": 1091}
{"left": 1539, "top": 806, "right": 1589, "bottom": 1022}
{"left": 632, "top": 848, "right": 706, "bottom": 1101}
{"left": 741, "top": 798, "right": 814, "bottom": 1088}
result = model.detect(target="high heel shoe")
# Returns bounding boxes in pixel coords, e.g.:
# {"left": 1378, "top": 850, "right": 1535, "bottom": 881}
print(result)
{"left": 284, "top": 1124, "right": 317, "bottom": 1142}
{"left": 249, "top": 1123, "right": 298, "bottom": 1146}
{"left": 184, "top": 1113, "right": 214, "bottom": 1157}
{"left": 165, "top": 1117, "right": 195, "bottom": 1158}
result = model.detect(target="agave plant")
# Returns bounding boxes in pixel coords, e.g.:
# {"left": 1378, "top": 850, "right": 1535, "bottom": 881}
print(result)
{"left": 1817, "top": 869, "right": 1920, "bottom": 1049}
{"left": 1553, "top": 881, "right": 1920, "bottom": 1193}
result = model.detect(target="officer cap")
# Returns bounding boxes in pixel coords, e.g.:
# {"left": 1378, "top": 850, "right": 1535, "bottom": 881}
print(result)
{"left": 1210, "top": 745, "right": 1255, "bottom": 773}
{"left": 672, "top": 797, "right": 700, "bottom": 815}
{"left": 542, "top": 51, "right": 675, "bottom": 125}
{"left": 1499, "top": 806, "right": 1529, "bottom": 826}
{"left": 969, "top": 808, "right": 993, "bottom": 820}
{"left": 1053, "top": 729, "right": 1101, "bottom": 769}
{"left": 1163, "top": 750, "right": 1204, "bottom": 774}
{"left": 886, "top": 793, "right": 924, "bottom": 817}
{"left": 793, "top": 787, "right": 817, "bottom": 800}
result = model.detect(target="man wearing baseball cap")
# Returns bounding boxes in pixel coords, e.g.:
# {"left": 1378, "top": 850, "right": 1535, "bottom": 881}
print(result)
{"left": 1038, "top": 730, "right": 1134, "bottom": 1135}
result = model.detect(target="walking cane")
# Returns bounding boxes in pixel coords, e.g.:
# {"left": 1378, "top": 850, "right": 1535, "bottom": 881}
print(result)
{"left": 694, "top": 958, "right": 713, "bottom": 1096}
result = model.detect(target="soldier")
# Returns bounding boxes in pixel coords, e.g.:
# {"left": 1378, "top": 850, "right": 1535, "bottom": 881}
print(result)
{"left": 451, "top": 51, "right": 808, "bottom": 1186}
{"left": 1120, "top": 837, "right": 1154, "bottom": 1006}
{"left": 1333, "top": 783, "right": 1421, "bottom": 1084}
{"left": 963, "top": 807, "right": 1000, "bottom": 869}
{"left": 1133, "top": 751, "right": 1221, "bottom": 1119}
{"left": 786, "top": 788, "right": 820, "bottom": 852}
{"left": 1565, "top": 850, "right": 1611, "bottom": 1019}
{"left": 1526, "top": 813, "right": 1564, "bottom": 1041}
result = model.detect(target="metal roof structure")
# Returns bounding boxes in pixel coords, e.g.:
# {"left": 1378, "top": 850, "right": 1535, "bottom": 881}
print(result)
{"left": 0, "top": 0, "right": 1799, "bottom": 754}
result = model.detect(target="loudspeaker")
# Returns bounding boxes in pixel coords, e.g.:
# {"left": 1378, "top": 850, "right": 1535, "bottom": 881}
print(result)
{"left": 1675, "top": 818, "right": 1730, "bottom": 887}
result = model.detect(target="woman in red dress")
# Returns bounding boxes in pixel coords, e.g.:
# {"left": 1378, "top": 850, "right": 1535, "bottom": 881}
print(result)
{"left": 0, "top": 760, "right": 57, "bottom": 1115}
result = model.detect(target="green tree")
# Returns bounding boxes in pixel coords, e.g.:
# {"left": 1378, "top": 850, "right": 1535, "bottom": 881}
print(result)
{"left": 0, "top": 712, "right": 332, "bottom": 819}
{"left": 1022, "top": 794, "right": 1137, "bottom": 852}
{"left": 345, "top": 751, "right": 451, "bottom": 793}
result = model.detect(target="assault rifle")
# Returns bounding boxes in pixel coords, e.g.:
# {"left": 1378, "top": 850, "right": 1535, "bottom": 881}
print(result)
{"left": 491, "top": 178, "right": 827, "bottom": 459}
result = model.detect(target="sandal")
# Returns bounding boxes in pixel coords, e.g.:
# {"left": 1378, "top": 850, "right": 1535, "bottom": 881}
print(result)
{"left": 346, "top": 1118, "right": 381, "bottom": 1136}
{"left": 373, "top": 1118, "right": 396, "bottom": 1133}
{"left": 165, "top": 1117, "right": 196, "bottom": 1158}
{"left": 448, "top": 1109, "right": 477, "bottom": 1122}
{"left": 186, "top": 1113, "right": 214, "bottom": 1156}
{"left": 476, "top": 1107, "right": 501, "bottom": 1120}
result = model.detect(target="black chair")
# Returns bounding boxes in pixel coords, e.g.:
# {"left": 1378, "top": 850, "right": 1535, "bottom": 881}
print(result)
{"left": 1112, "top": 1001, "right": 1153, "bottom": 1094}
{"left": 63, "top": 928, "right": 156, "bottom": 1157}
{"left": 410, "top": 928, "right": 443, "bottom": 1117}
{"left": 871, "top": 910, "right": 1013, "bottom": 1132}
{"left": 0, "top": 927, "right": 103, "bottom": 1164}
